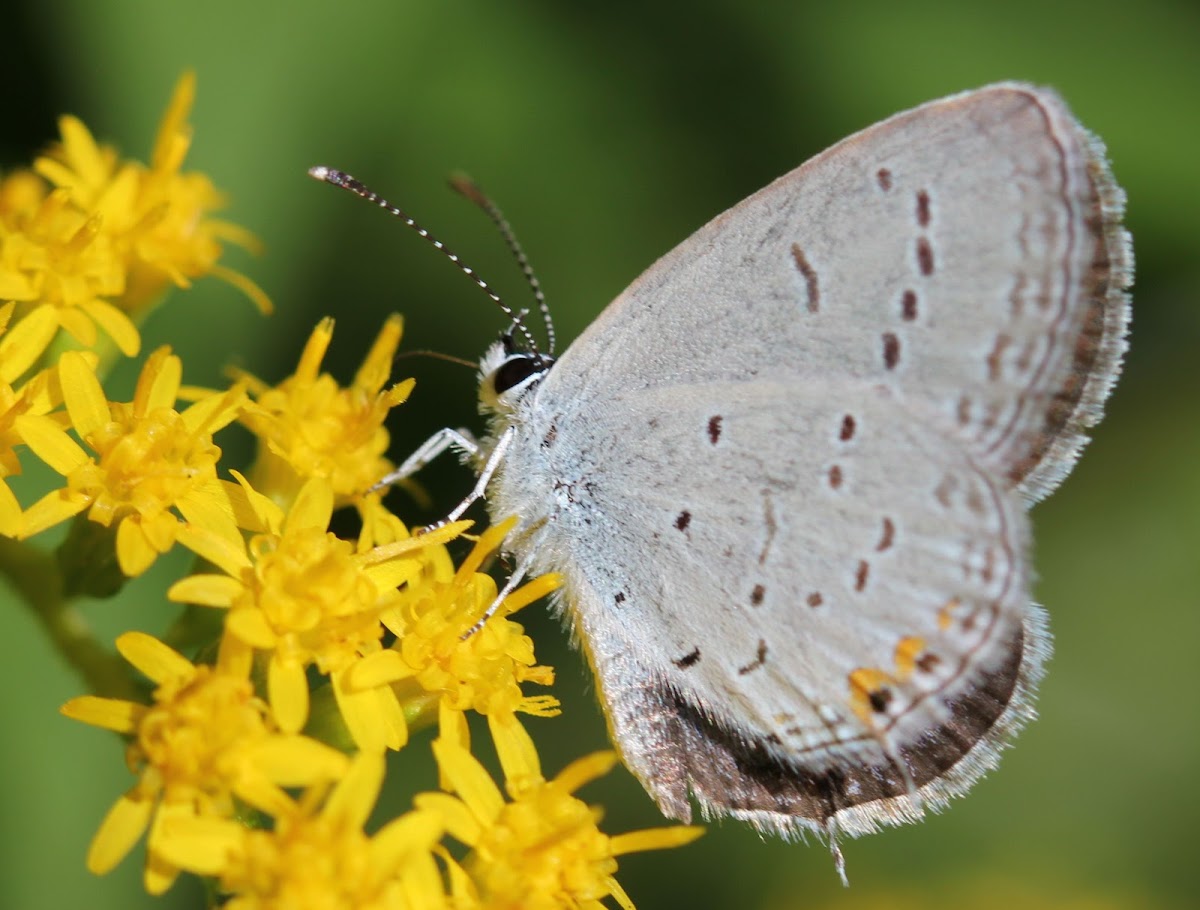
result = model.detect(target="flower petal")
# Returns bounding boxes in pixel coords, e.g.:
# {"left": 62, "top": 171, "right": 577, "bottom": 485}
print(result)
{"left": 412, "top": 792, "right": 483, "bottom": 847}
{"left": 551, "top": 750, "right": 619, "bottom": 797}
{"left": 488, "top": 713, "right": 544, "bottom": 793}
{"left": 58, "top": 351, "right": 111, "bottom": 438}
{"left": 284, "top": 477, "right": 334, "bottom": 535}
{"left": 431, "top": 739, "right": 504, "bottom": 823}
{"left": 0, "top": 480, "right": 24, "bottom": 537}
{"left": 134, "top": 346, "right": 182, "bottom": 414}
{"left": 78, "top": 297, "right": 140, "bottom": 356}
{"left": 245, "top": 734, "right": 349, "bottom": 787}
{"left": 86, "top": 792, "right": 154, "bottom": 874}
{"left": 116, "top": 631, "right": 195, "bottom": 685}
{"left": 115, "top": 515, "right": 162, "bottom": 576}
{"left": 295, "top": 318, "right": 334, "bottom": 382}
{"left": 353, "top": 314, "right": 403, "bottom": 393}
{"left": 60, "top": 695, "right": 144, "bottom": 733}
{"left": 226, "top": 606, "right": 277, "bottom": 649}
{"left": 15, "top": 413, "right": 90, "bottom": 474}
{"left": 343, "top": 648, "right": 411, "bottom": 689}
{"left": 609, "top": 825, "right": 705, "bottom": 856}
{"left": 153, "top": 815, "right": 243, "bottom": 875}
{"left": 175, "top": 521, "right": 250, "bottom": 577}
{"left": 225, "top": 471, "right": 284, "bottom": 532}
{"left": 0, "top": 305, "right": 59, "bottom": 382}
{"left": 323, "top": 750, "right": 385, "bottom": 830}
{"left": 268, "top": 654, "right": 309, "bottom": 733}
{"left": 370, "top": 809, "right": 444, "bottom": 870}
{"left": 19, "top": 487, "right": 88, "bottom": 537}
{"left": 167, "top": 573, "right": 242, "bottom": 608}
{"left": 333, "top": 668, "right": 407, "bottom": 752}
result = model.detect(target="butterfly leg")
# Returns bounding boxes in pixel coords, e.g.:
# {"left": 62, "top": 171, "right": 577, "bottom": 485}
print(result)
{"left": 441, "top": 425, "right": 514, "bottom": 522}
{"left": 458, "top": 546, "right": 533, "bottom": 641}
{"left": 371, "top": 427, "right": 480, "bottom": 492}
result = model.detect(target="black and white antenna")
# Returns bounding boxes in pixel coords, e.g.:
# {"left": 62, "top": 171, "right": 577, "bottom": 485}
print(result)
{"left": 308, "top": 166, "right": 552, "bottom": 360}
{"left": 448, "top": 172, "right": 556, "bottom": 356}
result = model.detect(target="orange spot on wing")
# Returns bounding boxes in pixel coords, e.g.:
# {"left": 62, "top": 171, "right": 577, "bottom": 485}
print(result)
{"left": 937, "top": 598, "right": 960, "bottom": 631}
{"left": 848, "top": 667, "right": 895, "bottom": 724}
{"left": 894, "top": 635, "right": 926, "bottom": 680}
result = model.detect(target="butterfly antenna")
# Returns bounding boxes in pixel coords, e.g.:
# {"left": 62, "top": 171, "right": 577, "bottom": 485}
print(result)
{"left": 449, "top": 172, "right": 556, "bottom": 356}
{"left": 308, "top": 166, "right": 545, "bottom": 360}
{"left": 391, "top": 349, "right": 478, "bottom": 369}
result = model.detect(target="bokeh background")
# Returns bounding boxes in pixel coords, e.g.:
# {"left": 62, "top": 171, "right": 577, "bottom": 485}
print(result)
{"left": 2, "top": 1, "right": 1197, "bottom": 908}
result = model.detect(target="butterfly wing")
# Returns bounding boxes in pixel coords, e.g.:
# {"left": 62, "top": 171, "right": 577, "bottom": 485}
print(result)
{"left": 485, "top": 83, "right": 1128, "bottom": 840}
{"left": 508, "top": 378, "right": 1042, "bottom": 837}
{"left": 549, "top": 83, "right": 1130, "bottom": 503}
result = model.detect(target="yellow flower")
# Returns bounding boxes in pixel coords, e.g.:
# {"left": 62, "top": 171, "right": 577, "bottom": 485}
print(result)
{"left": 17, "top": 347, "right": 244, "bottom": 576}
{"left": 0, "top": 302, "right": 82, "bottom": 535}
{"left": 235, "top": 314, "right": 412, "bottom": 507}
{"left": 154, "top": 751, "right": 448, "bottom": 910}
{"left": 169, "top": 473, "right": 467, "bottom": 750}
{"left": 33, "top": 71, "right": 271, "bottom": 318}
{"left": 418, "top": 715, "right": 703, "bottom": 910}
{"left": 60, "top": 631, "right": 349, "bottom": 895}
{"left": 0, "top": 178, "right": 135, "bottom": 357}
{"left": 347, "top": 518, "right": 561, "bottom": 733}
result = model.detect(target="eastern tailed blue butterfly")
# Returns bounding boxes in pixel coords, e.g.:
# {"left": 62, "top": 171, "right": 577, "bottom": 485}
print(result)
{"left": 311, "top": 82, "right": 1131, "bottom": 877}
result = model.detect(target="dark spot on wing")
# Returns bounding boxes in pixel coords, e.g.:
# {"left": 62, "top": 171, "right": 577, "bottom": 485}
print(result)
{"left": 791, "top": 243, "right": 820, "bottom": 314}
{"left": 707, "top": 415, "right": 723, "bottom": 445}
{"left": 882, "top": 332, "right": 900, "bottom": 370}
{"left": 876, "top": 517, "right": 895, "bottom": 552}
{"left": 673, "top": 648, "right": 701, "bottom": 669}
{"left": 738, "top": 640, "right": 769, "bottom": 675}
{"left": 916, "top": 652, "right": 941, "bottom": 673}
{"left": 854, "top": 559, "right": 870, "bottom": 592}
{"left": 868, "top": 686, "right": 894, "bottom": 714}
{"left": 839, "top": 414, "right": 856, "bottom": 441}
{"left": 915, "top": 189, "right": 931, "bottom": 227}
{"left": 916, "top": 238, "right": 935, "bottom": 276}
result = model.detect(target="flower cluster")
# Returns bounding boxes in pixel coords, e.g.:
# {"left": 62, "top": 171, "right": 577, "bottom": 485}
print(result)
{"left": 0, "top": 75, "right": 700, "bottom": 907}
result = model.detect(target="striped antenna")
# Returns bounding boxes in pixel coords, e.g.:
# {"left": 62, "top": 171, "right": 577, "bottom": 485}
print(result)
{"left": 308, "top": 166, "right": 545, "bottom": 361}
{"left": 448, "top": 172, "right": 556, "bottom": 355}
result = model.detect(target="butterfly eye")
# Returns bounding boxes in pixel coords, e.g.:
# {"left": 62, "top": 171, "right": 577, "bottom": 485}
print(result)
{"left": 492, "top": 354, "right": 551, "bottom": 394}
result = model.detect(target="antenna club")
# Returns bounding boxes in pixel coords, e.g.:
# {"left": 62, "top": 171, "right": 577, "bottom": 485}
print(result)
{"left": 309, "top": 166, "right": 361, "bottom": 194}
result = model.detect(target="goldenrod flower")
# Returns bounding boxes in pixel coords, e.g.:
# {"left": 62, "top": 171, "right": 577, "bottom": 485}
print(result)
{"left": 0, "top": 73, "right": 267, "bottom": 371}
{"left": 169, "top": 473, "right": 465, "bottom": 750}
{"left": 235, "top": 314, "right": 411, "bottom": 507}
{"left": 0, "top": 180, "right": 134, "bottom": 357}
{"left": 418, "top": 714, "right": 703, "bottom": 910}
{"left": 61, "top": 631, "right": 349, "bottom": 895}
{"left": 17, "top": 347, "right": 244, "bottom": 576}
{"left": 0, "top": 303, "right": 81, "bottom": 535}
{"left": 154, "top": 751, "right": 448, "bottom": 910}
{"left": 349, "top": 518, "right": 561, "bottom": 738}
{"left": 33, "top": 71, "right": 271, "bottom": 318}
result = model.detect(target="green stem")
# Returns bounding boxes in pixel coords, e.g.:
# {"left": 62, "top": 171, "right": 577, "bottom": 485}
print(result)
{"left": 0, "top": 536, "right": 137, "bottom": 700}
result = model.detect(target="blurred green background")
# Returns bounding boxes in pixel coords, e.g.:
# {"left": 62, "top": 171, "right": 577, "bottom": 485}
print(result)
{"left": 1, "top": 1, "right": 1197, "bottom": 908}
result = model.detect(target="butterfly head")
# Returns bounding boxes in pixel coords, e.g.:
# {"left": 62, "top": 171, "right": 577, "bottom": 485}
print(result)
{"left": 478, "top": 333, "right": 555, "bottom": 419}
